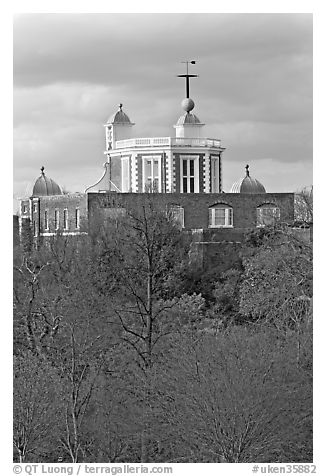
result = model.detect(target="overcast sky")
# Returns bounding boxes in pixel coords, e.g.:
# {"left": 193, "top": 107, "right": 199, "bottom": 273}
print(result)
{"left": 13, "top": 13, "right": 312, "bottom": 202}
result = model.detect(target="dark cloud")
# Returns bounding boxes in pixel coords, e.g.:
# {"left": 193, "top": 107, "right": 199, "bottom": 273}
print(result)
{"left": 13, "top": 13, "right": 312, "bottom": 198}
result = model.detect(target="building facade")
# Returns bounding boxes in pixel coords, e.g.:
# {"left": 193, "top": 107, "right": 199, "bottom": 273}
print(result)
{"left": 17, "top": 72, "right": 295, "bottom": 251}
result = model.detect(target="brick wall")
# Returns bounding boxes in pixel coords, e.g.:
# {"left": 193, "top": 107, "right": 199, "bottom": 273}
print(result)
{"left": 36, "top": 193, "right": 88, "bottom": 235}
{"left": 88, "top": 192, "right": 294, "bottom": 232}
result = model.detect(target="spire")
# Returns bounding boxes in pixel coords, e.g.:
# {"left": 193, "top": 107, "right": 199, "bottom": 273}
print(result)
{"left": 41, "top": 166, "right": 45, "bottom": 175}
{"left": 245, "top": 164, "right": 250, "bottom": 177}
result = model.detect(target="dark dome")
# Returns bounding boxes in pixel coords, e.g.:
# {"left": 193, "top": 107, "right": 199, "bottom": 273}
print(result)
{"left": 230, "top": 165, "right": 266, "bottom": 194}
{"left": 32, "top": 167, "right": 62, "bottom": 196}
{"left": 107, "top": 104, "right": 133, "bottom": 124}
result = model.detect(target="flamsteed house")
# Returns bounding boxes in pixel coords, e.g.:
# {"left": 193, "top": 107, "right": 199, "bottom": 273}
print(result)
{"left": 18, "top": 67, "right": 294, "bottom": 261}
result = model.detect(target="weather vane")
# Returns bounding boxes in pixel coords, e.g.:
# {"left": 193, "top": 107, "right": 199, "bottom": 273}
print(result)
{"left": 178, "top": 60, "right": 197, "bottom": 98}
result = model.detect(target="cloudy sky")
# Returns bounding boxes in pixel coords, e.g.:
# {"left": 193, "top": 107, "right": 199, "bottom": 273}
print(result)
{"left": 13, "top": 13, "right": 312, "bottom": 203}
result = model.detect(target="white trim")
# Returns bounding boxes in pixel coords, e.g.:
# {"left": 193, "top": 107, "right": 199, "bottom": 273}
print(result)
{"left": 40, "top": 231, "right": 88, "bottom": 237}
{"left": 54, "top": 209, "right": 59, "bottom": 230}
{"left": 63, "top": 209, "right": 69, "bottom": 230}
{"left": 121, "top": 156, "right": 131, "bottom": 192}
{"left": 75, "top": 208, "right": 80, "bottom": 230}
{"left": 44, "top": 210, "right": 49, "bottom": 230}
{"left": 211, "top": 157, "right": 220, "bottom": 193}
{"left": 180, "top": 155, "right": 199, "bottom": 193}
{"left": 142, "top": 155, "right": 161, "bottom": 192}
{"left": 209, "top": 206, "right": 234, "bottom": 228}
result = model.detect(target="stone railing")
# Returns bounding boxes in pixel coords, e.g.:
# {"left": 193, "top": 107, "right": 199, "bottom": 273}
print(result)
{"left": 115, "top": 137, "right": 221, "bottom": 149}
{"left": 171, "top": 138, "right": 221, "bottom": 148}
{"left": 115, "top": 137, "right": 171, "bottom": 149}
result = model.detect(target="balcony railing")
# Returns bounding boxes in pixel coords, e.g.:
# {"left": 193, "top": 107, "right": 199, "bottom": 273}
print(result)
{"left": 115, "top": 137, "right": 221, "bottom": 149}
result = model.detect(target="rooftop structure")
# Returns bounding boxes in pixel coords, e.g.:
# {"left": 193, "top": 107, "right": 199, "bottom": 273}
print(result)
{"left": 230, "top": 164, "right": 266, "bottom": 194}
{"left": 32, "top": 167, "right": 62, "bottom": 196}
{"left": 87, "top": 62, "right": 224, "bottom": 194}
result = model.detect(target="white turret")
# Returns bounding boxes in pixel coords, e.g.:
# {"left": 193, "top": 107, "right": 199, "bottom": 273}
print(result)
{"left": 174, "top": 97, "right": 205, "bottom": 139}
{"left": 105, "top": 104, "right": 135, "bottom": 150}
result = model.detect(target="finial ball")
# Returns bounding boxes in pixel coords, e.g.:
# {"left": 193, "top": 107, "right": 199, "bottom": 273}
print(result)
{"left": 181, "top": 98, "right": 195, "bottom": 112}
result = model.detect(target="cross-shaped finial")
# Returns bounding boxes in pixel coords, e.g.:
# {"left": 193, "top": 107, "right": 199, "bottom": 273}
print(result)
{"left": 119, "top": 103, "right": 123, "bottom": 110}
{"left": 41, "top": 166, "right": 45, "bottom": 174}
{"left": 245, "top": 164, "right": 250, "bottom": 176}
{"left": 178, "top": 61, "right": 197, "bottom": 99}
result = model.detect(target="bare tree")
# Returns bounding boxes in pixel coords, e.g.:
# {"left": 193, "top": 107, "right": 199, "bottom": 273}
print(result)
{"left": 294, "top": 186, "right": 313, "bottom": 224}
{"left": 13, "top": 352, "right": 62, "bottom": 462}
{"left": 158, "top": 327, "right": 312, "bottom": 462}
{"left": 93, "top": 199, "right": 188, "bottom": 462}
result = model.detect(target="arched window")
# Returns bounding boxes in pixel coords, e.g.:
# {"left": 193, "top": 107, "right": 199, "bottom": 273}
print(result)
{"left": 209, "top": 204, "right": 233, "bottom": 228}
{"left": 256, "top": 203, "right": 280, "bottom": 227}
{"left": 169, "top": 205, "right": 184, "bottom": 229}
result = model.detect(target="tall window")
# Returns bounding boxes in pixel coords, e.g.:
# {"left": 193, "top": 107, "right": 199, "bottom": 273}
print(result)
{"left": 180, "top": 156, "right": 199, "bottom": 193}
{"left": 75, "top": 208, "right": 80, "bottom": 229}
{"left": 143, "top": 156, "right": 160, "bottom": 192}
{"left": 44, "top": 210, "right": 49, "bottom": 230}
{"left": 256, "top": 204, "right": 280, "bottom": 227}
{"left": 169, "top": 206, "right": 185, "bottom": 229}
{"left": 121, "top": 157, "right": 130, "bottom": 192}
{"left": 209, "top": 205, "right": 233, "bottom": 228}
{"left": 211, "top": 157, "right": 219, "bottom": 192}
{"left": 54, "top": 210, "right": 59, "bottom": 230}
{"left": 63, "top": 209, "right": 68, "bottom": 230}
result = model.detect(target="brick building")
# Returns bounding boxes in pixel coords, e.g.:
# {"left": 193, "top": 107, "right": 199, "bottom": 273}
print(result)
{"left": 17, "top": 69, "right": 295, "bottom": 251}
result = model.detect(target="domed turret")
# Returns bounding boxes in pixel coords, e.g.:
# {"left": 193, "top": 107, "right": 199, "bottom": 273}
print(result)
{"left": 32, "top": 167, "right": 62, "bottom": 196}
{"left": 105, "top": 104, "right": 135, "bottom": 150}
{"left": 230, "top": 165, "right": 266, "bottom": 194}
{"left": 107, "top": 103, "right": 134, "bottom": 125}
{"left": 174, "top": 97, "right": 205, "bottom": 138}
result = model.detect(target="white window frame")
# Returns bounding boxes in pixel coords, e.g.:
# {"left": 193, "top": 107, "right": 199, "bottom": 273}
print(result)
{"left": 75, "top": 208, "right": 80, "bottom": 229}
{"left": 121, "top": 156, "right": 130, "bottom": 192}
{"left": 54, "top": 210, "right": 59, "bottom": 230}
{"left": 63, "top": 209, "right": 68, "bottom": 230}
{"left": 211, "top": 157, "right": 219, "bottom": 192}
{"left": 180, "top": 155, "right": 199, "bottom": 193}
{"left": 256, "top": 204, "right": 280, "bottom": 227}
{"left": 169, "top": 205, "right": 185, "bottom": 229}
{"left": 209, "top": 205, "right": 233, "bottom": 228}
{"left": 142, "top": 155, "right": 161, "bottom": 192}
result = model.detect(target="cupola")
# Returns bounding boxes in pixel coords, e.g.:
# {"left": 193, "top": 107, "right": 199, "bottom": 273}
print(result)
{"left": 32, "top": 167, "right": 62, "bottom": 196}
{"left": 105, "top": 104, "right": 135, "bottom": 150}
{"left": 230, "top": 164, "right": 266, "bottom": 194}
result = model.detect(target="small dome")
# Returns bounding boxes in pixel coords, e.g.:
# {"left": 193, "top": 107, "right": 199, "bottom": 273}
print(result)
{"left": 230, "top": 164, "right": 266, "bottom": 194}
{"left": 176, "top": 112, "right": 203, "bottom": 125}
{"left": 107, "top": 103, "right": 133, "bottom": 124}
{"left": 32, "top": 167, "right": 62, "bottom": 196}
